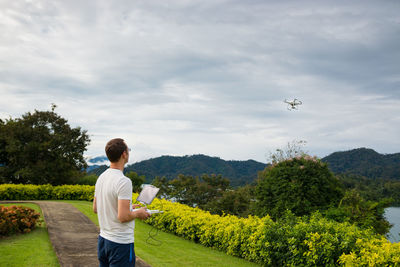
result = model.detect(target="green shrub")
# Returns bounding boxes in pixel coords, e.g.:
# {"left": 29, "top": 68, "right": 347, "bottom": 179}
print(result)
{"left": 255, "top": 155, "right": 343, "bottom": 219}
{"left": 0, "top": 184, "right": 94, "bottom": 201}
{"left": 51, "top": 185, "right": 94, "bottom": 201}
{"left": 0, "top": 205, "right": 41, "bottom": 236}
{"left": 324, "top": 190, "right": 392, "bottom": 235}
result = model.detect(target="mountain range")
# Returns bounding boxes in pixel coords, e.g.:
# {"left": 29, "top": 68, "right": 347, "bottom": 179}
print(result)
{"left": 87, "top": 148, "right": 400, "bottom": 186}
{"left": 88, "top": 154, "right": 266, "bottom": 186}
{"left": 321, "top": 148, "right": 400, "bottom": 180}
{"left": 85, "top": 156, "right": 109, "bottom": 172}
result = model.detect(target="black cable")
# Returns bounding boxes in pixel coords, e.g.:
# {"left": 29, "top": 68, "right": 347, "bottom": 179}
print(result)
{"left": 145, "top": 200, "right": 164, "bottom": 246}
{"left": 146, "top": 226, "right": 162, "bottom": 246}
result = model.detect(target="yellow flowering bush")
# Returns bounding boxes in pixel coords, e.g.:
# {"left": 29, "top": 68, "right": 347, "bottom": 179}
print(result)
{"left": 1, "top": 184, "right": 399, "bottom": 266}
{"left": 142, "top": 196, "right": 400, "bottom": 266}
{"left": 339, "top": 238, "right": 400, "bottom": 266}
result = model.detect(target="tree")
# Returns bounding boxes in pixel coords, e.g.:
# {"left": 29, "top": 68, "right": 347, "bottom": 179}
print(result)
{"left": 125, "top": 171, "right": 145, "bottom": 193}
{"left": 0, "top": 105, "right": 90, "bottom": 185}
{"left": 255, "top": 155, "right": 343, "bottom": 219}
{"left": 153, "top": 174, "right": 230, "bottom": 209}
{"left": 205, "top": 185, "right": 255, "bottom": 217}
{"left": 324, "top": 190, "right": 393, "bottom": 235}
{"left": 151, "top": 176, "right": 171, "bottom": 198}
{"left": 168, "top": 174, "right": 198, "bottom": 206}
{"left": 76, "top": 174, "right": 98, "bottom": 185}
{"left": 200, "top": 174, "right": 230, "bottom": 203}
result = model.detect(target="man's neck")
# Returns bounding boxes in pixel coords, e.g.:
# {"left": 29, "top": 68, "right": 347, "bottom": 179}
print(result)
{"left": 109, "top": 161, "right": 125, "bottom": 171}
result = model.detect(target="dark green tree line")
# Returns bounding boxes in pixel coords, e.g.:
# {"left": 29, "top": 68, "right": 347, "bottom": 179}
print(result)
{"left": 125, "top": 171, "right": 146, "bottom": 193}
{"left": 152, "top": 174, "right": 230, "bottom": 210}
{"left": 323, "top": 190, "right": 393, "bottom": 235}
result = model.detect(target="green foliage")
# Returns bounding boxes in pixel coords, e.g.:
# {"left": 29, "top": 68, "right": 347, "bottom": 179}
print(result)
{"left": 144, "top": 196, "right": 400, "bottom": 266}
{"left": 125, "top": 171, "right": 145, "bottom": 193}
{"left": 338, "top": 174, "right": 384, "bottom": 201}
{"left": 0, "top": 184, "right": 94, "bottom": 201}
{"left": 153, "top": 175, "right": 255, "bottom": 217}
{"left": 324, "top": 190, "right": 393, "bottom": 235}
{"left": 76, "top": 174, "right": 98, "bottom": 186}
{"left": 338, "top": 173, "right": 400, "bottom": 205}
{"left": 168, "top": 174, "right": 198, "bottom": 205}
{"left": 152, "top": 174, "right": 229, "bottom": 210}
{"left": 0, "top": 106, "right": 90, "bottom": 185}
{"left": 255, "top": 155, "right": 344, "bottom": 219}
{"left": 205, "top": 185, "right": 255, "bottom": 217}
{"left": 383, "top": 180, "right": 400, "bottom": 205}
{"left": 0, "top": 205, "right": 41, "bottom": 236}
{"left": 151, "top": 176, "right": 170, "bottom": 198}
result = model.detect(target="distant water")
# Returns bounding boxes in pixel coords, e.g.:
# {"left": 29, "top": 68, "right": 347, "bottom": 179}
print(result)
{"left": 385, "top": 207, "right": 400, "bottom": 242}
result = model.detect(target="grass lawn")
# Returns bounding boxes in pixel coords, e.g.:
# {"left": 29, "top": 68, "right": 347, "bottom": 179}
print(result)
{"left": 65, "top": 200, "right": 260, "bottom": 267}
{"left": 0, "top": 203, "right": 60, "bottom": 267}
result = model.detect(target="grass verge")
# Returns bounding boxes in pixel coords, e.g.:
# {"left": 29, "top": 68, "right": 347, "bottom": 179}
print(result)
{"left": 65, "top": 200, "right": 260, "bottom": 267}
{"left": 0, "top": 203, "right": 59, "bottom": 267}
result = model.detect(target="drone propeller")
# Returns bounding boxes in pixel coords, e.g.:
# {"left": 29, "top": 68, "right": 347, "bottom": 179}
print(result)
{"left": 293, "top": 99, "right": 302, "bottom": 105}
{"left": 284, "top": 98, "right": 302, "bottom": 110}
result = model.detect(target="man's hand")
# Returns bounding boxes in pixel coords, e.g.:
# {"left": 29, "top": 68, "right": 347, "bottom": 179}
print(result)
{"left": 134, "top": 207, "right": 151, "bottom": 220}
{"left": 132, "top": 204, "right": 142, "bottom": 209}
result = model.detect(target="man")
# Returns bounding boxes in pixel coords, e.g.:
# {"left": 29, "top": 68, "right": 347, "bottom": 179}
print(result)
{"left": 93, "top": 138, "right": 150, "bottom": 267}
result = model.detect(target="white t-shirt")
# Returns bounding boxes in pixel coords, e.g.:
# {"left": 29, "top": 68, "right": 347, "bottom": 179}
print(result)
{"left": 94, "top": 168, "right": 135, "bottom": 244}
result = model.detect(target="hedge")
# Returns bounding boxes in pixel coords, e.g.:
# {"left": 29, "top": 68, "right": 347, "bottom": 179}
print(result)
{"left": 0, "top": 184, "right": 94, "bottom": 201}
{"left": 1, "top": 184, "right": 400, "bottom": 266}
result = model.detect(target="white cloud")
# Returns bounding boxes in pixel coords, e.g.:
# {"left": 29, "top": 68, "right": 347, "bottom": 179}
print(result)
{"left": 1, "top": 0, "right": 399, "bottom": 163}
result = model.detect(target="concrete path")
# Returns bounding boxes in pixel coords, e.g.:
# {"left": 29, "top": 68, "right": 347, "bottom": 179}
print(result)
{"left": 1, "top": 201, "right": 151, "bottom": 267}
{"left": 39, "top": 201, "right": 99, "bottom": 267}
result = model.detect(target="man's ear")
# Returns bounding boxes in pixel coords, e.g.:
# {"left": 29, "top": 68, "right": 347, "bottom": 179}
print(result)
{"left": 122, "top": 150, "right": 128, "bottom": 161}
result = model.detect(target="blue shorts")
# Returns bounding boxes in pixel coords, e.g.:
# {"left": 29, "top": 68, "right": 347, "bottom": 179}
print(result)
{"left": 98, "top": 235, "right": 135, "bottom": 267}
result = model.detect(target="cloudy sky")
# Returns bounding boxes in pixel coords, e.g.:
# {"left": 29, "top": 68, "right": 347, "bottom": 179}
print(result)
{"left": 1, "top": 0, "right": 399, "bottom": 163}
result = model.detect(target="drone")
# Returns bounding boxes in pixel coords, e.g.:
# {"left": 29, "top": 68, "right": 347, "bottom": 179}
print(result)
{"left": 284, "top": 98, "right": 302, "bottom": 110}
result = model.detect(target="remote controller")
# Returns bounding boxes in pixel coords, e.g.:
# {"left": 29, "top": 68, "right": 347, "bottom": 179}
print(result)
{"left": 146, "top": 209, "right": 163, "bottom": 214}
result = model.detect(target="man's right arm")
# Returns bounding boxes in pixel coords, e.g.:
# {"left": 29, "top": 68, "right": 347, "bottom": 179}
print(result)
{"left": 93, "top": 197, "right": 97, "bottom": 214}
{"left": 117, "top": 199, "right": 150, "bottom": 223}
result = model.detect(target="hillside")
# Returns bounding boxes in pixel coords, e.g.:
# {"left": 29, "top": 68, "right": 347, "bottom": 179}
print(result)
{"left": 87, "top": 148, "right": 400, "bottom": 185}
{"left": 86, "top": 156, "right": 109, "bottom": 172}
{"left": 89, "top": 154, "right": 267, "bottom": 187}
{"left": 322, "top": 148, "right": 400, "bottom": 180}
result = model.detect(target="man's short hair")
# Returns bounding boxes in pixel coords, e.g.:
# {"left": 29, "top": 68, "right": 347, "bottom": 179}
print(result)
{"left": 105, "top": 138, "right": 128, "bottom": 163}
